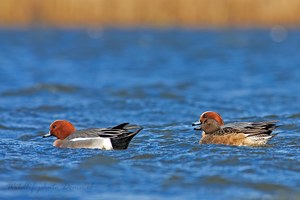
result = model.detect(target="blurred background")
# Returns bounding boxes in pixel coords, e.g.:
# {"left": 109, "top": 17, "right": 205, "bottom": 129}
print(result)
{"left": 1, "top": 1, "right": 300, "bottom": 200}
{"left": 1, "top": 0, "right": 300, "bottom": 28}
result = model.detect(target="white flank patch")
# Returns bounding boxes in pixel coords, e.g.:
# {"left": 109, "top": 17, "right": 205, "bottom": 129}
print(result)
{"left": 69, "top": 137, "right": 113, "bottom": 150}
{"left": 245, "top": 135, "right": 272, "bottom": 145}
{"left": 102, "top": 138, "right": 113, "bottom": 150}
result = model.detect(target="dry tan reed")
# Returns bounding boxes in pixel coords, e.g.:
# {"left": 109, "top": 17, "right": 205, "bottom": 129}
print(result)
{"left": 0, "top": 0, "right": 300, "bottom": 27}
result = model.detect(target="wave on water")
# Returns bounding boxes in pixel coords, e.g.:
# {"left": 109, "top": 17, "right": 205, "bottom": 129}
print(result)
{"left": 1, "top": 84, "right": 80, "bottom": 97}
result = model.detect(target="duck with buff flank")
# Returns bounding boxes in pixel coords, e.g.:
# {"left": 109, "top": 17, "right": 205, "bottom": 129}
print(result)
{"left": 192, "top": 111, "right": 278, "bottom": 146}
{"left": 43, "top": 120, "right": 143, "bottom": 150}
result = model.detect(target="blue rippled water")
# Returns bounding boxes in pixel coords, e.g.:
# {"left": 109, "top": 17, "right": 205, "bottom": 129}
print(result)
{"left": 0, "top": 29, "right": 300, "bottom": 200}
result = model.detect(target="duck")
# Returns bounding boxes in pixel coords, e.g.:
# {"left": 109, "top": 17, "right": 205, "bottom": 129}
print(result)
{"left": 43, "top": 120, "right": 143, "bottom": 150}
{"left": 192, "top": 111, "right": 278, "bottom": 146}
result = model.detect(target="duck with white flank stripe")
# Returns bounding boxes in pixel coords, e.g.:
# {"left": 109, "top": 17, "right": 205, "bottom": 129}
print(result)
{"left": 43, "top": 120, "right": 143, "bottom": 150}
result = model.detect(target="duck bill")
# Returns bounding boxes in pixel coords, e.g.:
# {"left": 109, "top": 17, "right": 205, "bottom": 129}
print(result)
{"left": 192, "top": 121, "right": 202, "bottom": 130}
{"left": 43, "top": 131, "right": 52, "bottom": 138}
{"left": 192, "top": 121, "right": 201, "bottom": 126}
{"left": 193, "top": 126, "right": 202, "bottom": 130}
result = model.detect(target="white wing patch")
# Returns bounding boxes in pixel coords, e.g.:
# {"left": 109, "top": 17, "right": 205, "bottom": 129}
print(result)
{"left": 69, "top": 137, "right": 113, "bottom": 150}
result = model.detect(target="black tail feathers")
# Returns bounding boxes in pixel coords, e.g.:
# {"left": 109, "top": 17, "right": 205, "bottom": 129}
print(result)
{"left": 110, "top": 123, "right": 143, "bottom": 150}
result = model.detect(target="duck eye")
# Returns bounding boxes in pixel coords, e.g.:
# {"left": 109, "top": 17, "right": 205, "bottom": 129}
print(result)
{"left": 52, "top": 125, "right": 56, "bottom": 129}
{"left": 203, "top": 114, "right": 207, "bottom": 118}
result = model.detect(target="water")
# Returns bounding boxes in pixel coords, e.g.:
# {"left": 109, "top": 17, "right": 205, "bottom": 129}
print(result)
{"left": 1, "top": 28, "right": 300, "bottom": 200}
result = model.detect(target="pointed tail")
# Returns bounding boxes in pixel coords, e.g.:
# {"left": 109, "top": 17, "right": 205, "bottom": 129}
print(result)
{"left": 110, "top": 124, "right": 143, "bottom": 150}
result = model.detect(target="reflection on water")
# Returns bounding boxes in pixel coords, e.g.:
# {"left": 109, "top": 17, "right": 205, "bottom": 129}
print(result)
{"left": 0, "top": 29, "right": 300, "bottom": 199}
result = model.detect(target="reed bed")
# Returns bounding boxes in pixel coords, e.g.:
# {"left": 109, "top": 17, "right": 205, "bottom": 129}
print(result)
{"left": 0, "top": 0, "right": 300, "bottom": 27}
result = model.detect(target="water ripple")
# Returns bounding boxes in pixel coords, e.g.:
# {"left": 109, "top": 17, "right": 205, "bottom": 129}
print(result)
{"left": 1, "top": 84, "right": 79, "bottom": 97}
{"left": 1, "top": 29, "right": 300, "bottom": 200}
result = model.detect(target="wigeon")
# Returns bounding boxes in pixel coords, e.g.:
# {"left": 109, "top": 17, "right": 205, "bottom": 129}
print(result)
{"left": 192, "top": 111, "right": 278, "bottom": 146}
{"left": 43, "top": 120, "right": 143, "bottom": 150}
